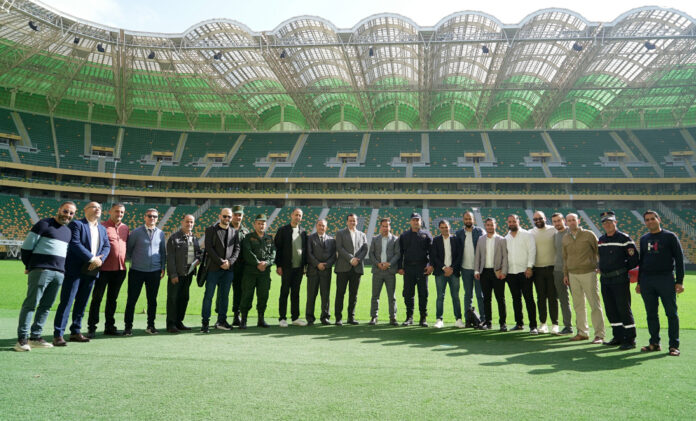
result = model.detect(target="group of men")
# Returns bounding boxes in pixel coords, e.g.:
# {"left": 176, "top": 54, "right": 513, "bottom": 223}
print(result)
{"left": 14, "top": 203, "right": 685, "bottom": 357}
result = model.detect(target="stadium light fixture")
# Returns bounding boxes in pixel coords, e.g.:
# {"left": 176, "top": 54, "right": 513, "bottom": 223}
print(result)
{"left": 572, "top": 42, "right": 583, "bottom": 52}
{"left": 213, "top": 52, "right": 222, "bottom": 60}
{"left": 147, "top": 51, "right": 156, "bottom": 59}
{"left": 280, "top": 49, "right": 287, "bottom": 59}
{"left": 644, "top": 41, "right": 656, "bottom": 50}
{"left": 73, "top": 37, "right": 80, "bottom": 45}
{"left": 28, "top": 21, "right": 39, "bottom": 31}
{"left": 481, "top": 45, "right": 489, "bottom": 54}
{"left": 97, "top": 43, "right": 105, "bottom": 53}
{"left": 369, "top": 46, "right": 374, "bottom": 57}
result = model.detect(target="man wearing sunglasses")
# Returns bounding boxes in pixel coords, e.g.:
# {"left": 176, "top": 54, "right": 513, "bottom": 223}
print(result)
{"left": 123, "top": 209, "right": 166, "bottom": 336}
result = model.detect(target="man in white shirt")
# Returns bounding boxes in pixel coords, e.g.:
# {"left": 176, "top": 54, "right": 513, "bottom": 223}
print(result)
{"left": 531, "top": 211, "right": 559, "bottom": 334}
{"left": 335, "top": 213, "right": 368, "bottom": 325}
{"left": 505, "top": 214, "right": 538, "bottom": 335}
{"left": 430, "top": 220, "right": 464, "bottom": 328}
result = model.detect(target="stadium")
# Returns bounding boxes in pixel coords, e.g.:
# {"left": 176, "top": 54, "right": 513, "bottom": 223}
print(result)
{"left": 0, "top": 1, "right": 694, "bottom": 419}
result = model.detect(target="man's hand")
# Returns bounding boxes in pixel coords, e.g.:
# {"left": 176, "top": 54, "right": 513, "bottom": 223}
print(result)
{"left": 495, "top": 270, "right": 505, "bottom": 280}
{"left": 350, "top": 257, "right": 359, "bottom": 267}
{"left": 258, "top": 262, "right": 267, "bottom": 272}
{"left": 443, "top": 267, "right": 453, "bottom": 277}
{"left": 277, "top": 267, "right": 283, "bottom": 276}
{"left": 171, "top": 277, "right": 179, "bottom": 285}
{"left": 160, "top": 270, "right": 165, "bottom": 279}
{"left": 525, "top": 268, "right": 533, "bottom": 279}
{"left": 88, "top": 255, "right": 104, "bottom": 271}
{"left": 424, "top": 266, "right": 434, "bottom": 275}
{"left": 317, "top": 263, "right": 326, "bottom": 271}
{"left": 676, "top": 284, "right": 684, "bottom": 294}
{"left": 220, "top": 260, "right": 230, "bottom": 270}
{"left": 474, "top": 272, "right": 480, "bottom": 280}
{"left": 563, "top": 275, "right": 569, "bottom": 286}
{"left": 398, "top": 269, "right": 405, "bottom": 276}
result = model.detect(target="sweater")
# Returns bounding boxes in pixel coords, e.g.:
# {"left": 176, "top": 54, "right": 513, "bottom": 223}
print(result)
{"left": 562, "top": 227, "right": 598, "bottom": 276}
{"left": 639, "top": 229, "right": 685, "bottom": 284}
{"left": 21, "top": 217, "right": 72, "bottom": 273}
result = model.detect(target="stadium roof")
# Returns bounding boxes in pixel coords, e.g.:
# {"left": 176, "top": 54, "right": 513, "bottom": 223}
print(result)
{"left": 1, "top": 0, "right": 696, "bottom": 131}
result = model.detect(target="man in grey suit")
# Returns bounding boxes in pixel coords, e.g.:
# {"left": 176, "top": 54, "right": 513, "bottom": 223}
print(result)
{"left": 306, "top": 219, "right": 336, "bottom": 325}
{"left": 474, "top": 217, "right": 508, "bottom": 331}
{"left": 368, "top": 218, "right": 401, "bottom": 326}
{"left": 334, "top": 213, "right": 368, "bottom": 326}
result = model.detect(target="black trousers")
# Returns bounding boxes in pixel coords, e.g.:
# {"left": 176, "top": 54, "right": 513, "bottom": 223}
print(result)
{"left": 231, "top": 264, "right": 244, "bottom": 314}
{"left": 124, "top": 269, "right": 161, "bottom": 329}
{"left": 88, "top": 270, "right": 126, "bottom": 331}
{"left": 279, "top": 267, "right": 303, "bottom": 321}
{"left": 507, "top": 272, "right": 537, "bottom": 328}
{"left": 533, "top": 266, "right": 558, "bottom": 325}
{"left": 481, "top": 269, "right": 506, "bottom": 326}
{"left": 166, "top": 273, "right": 192, "bottom": 328}
{"left": 335, "top": 267, "right": 361, "bottom": 322}
{"left": 403, "top": 266, "right": 429, "bottom": 319}
{"left": 306, "top": 269, "right": 331, "bottom": 322}
{"left": 601, "top": 276, "right": 636, "bottom": 343}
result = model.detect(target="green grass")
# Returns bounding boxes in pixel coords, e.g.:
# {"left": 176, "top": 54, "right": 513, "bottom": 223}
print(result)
{"left": 0, "top": 260, "right": 695, "bottom": 419}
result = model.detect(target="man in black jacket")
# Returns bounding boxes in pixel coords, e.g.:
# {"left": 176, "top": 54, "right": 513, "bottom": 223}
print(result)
{"left": 398, "top": 212, "right": 433, "bottom": 327}
{"left": 201, "top": 208, "right": 240, "bottom": 332}
{"left": 166, "top": 214, "right": 202, "bottom": 333}
{"left": 274, "top": 208, "right": 308, "bottom": 327}
{"left": 431, "top": 220, "right": 464, "bottom": 328}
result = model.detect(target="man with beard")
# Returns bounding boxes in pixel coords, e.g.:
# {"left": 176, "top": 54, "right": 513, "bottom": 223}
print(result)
{"left": 505, "top": 215, "right": 537, "bottom": 334}
{"left": 551, "top": 213, "right": 573, "bottom": 335}
{"left": 455, "top": 211, "right": 485, "bottom": 327}
{"left": 531, "top": 211, "right": 558, "bottom": 334}
{"left": 398, "top": 213, "right": 433, "bottom": 327}
{"left": 474, "top": 218, "right": 508, "bottom": 331}
{"left": 229, "top": 205, "right": 249, "bottom": 326}
{"left": 14, "top": 202, "right": 76, "bottom": 352}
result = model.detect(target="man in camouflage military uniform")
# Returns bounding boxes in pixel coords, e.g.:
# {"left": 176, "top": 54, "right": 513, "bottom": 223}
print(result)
{"left": 230, "top": 205, "right": 249, "bottom": 326}
{"left": 240, "top": 214, "right": 276, "bottom": 329}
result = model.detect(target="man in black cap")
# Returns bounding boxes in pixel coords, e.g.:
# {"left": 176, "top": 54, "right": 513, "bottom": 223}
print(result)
{"left": 598, "top": 211, "right": 639, "bottom": 350}
{"left": 240, "top": 214, "right": 275, "bottom": 329}
{"left": 398, "top": 212, "right": 433, "bottom": 327}
{"left": 229, "top": 205, "right": 249, "bottom": 326}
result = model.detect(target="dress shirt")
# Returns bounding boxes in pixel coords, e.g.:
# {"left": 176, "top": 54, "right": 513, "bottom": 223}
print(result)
{"left": 443, "top": 235, "right": 452, "bottom": 268}
{"left": 485, "top": 236, "right": 495, "bottom": 269}
{"left": 381, "top": 236, "right": 388, "bottom": 262}
{"left": 505, "top": 229, "right": 536, "bottom": 274}
{"left": 88, "top": 219, "right": 99, "bottom": 259}
{"left": 462, "top": 233, "right": 475, "bottom": 270}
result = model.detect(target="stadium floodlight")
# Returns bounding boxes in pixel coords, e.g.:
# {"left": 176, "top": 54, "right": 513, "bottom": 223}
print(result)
{"left": 96, "top": 43, "right": 105, "bottom": 53}
{"left": 28, "top": 21, "right": 38, "bottom": 31}
{"left": 572, "top": 42, "right": 583, "bottom": 51}
{"left": 213, "top": 52, "right": 222, "bottom": 60}
{"left": 369, "top": 47, "right": 374, "bottom": 57}
{"left": 644, "top": 41, "right": 656, "bottom": 50}
{"left": 73, "top": 37, "right": 80, "bottom": 45}
{"left": 280, "top": 49, "right": 287, "bottom": 59}
{"left": 481, "top": 45, "right": 489, "bottom": 54}
{"left": 147, "top": 51, "right": 156, "bottom": 59}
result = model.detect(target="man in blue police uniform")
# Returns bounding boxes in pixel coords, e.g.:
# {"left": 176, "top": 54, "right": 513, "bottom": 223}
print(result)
{"left": 597, "top": 211, "right": 639, "bottom": 350}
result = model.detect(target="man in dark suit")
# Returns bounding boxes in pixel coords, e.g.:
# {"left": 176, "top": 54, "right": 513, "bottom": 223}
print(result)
{"left": 334, "top": 213, "right": 368, "bottom": 325}
{"left": 165, "top": 214, "right": 202, "bottom": 333}
{"left": 202, "top": 208, "right": 240, "bottom": 332}
{"left": 368, "top": 218, "right": 400, "bottom": 325}
{"left": 306, "top": 218, "right": 336, "bottom": 325}
{"left": 53, "top": 202, "right": 110, "bottom": 346}
{"left": 431, "top": 220, "right": 464, "bottom": 328}
{"left": 274, "top": 208, "right": 308, "bottom": 327}
{"left": 398, "top": 212, "right": 433, "bottom": 327}
{"left": 455, "top": 211, "right": 485, "bottom": 327}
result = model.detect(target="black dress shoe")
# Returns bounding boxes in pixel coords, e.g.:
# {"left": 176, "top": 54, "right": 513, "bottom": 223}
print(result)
{"left": 307, "top": 320, "right": 315, "bottom": 326}
{"left": 232, "top": 312, "right": 241, "bottom": 326}
{"left": 86, "top": 329, "right": 96, "bottom": 339}
{"left": 335, "top": 320, "right": 343, "bottom": 326}
{"left": 347, "top": 319, "right": 359, "bottom": 325}
{"left": 389, "top": 319, "right": 398, "bottom": 326}
{"left": 176, "top": 323, "right": 192, "bottom": 331}
{"left": 619, "top": 342, "right": 636, "bottom": 350}
{"left": 603, "top": 338, "right": 622, "bottom": 346}
{"left": 402, "top": 318, "right": 414, "bottom": 326}
{"left": 166, "top": 327, "right": 179, "bottom": 334}
{"left": 200, "top": 323, "right": 209, "bottom": 333}
{"left": 509, "top": 325, "right": 523, "bottom": 331}
{"left": 257, "top": 319, "right": 270, "bottom": 328}
{"left": 123, "top": 328, "right": 133, "bottom": 337}
{"left": 103, "top": 327, "right": 121, "bottom": 336}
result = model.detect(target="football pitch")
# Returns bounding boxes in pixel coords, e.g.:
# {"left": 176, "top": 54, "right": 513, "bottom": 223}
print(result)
{"left": 0, "top": 260, "right": 694, "bottom": 419}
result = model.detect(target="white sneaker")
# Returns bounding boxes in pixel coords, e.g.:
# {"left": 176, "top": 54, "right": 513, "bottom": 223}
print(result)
{"left": 292, "top": 319, "right": 308, "bottom": 327}
{"left": 279, "top": 319, "right": 288, "bottom": 328}
{"left": 14, "top": 339, "right": 30, "bottom": 352}
{"left": 538, "top": 323, "right": 549, "bottom": 334}
{"left": 454, "top": 319, "right": 465, "bottom": 328}
{"left": 434, "top": 319, "right": 444, "bottom": 329}
{"left": 551, "top": 324, "right": 560, "bottom": 335}
{"left": 28, "top": 338, "right": 53, "bottom": 348}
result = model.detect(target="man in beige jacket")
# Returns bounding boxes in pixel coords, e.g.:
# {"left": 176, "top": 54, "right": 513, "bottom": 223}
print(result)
{"left": 562, "top": 213, "right": 604, "bottom": 344}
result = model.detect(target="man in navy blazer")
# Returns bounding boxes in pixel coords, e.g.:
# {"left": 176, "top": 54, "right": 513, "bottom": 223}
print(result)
{"left": 431, "top": 220, "right": 464, "bottom": 328}
{"left": 53, "top": 202, "right": 110, "bottom": 345}
{"left": 455, "top": 211, "right": 485, "bottom": 327}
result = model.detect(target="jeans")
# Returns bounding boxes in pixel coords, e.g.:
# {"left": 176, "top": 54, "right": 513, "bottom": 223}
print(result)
{"left": 17, "top": 269, "right": 64, "bottom": 339}
{"left": 53, "top": 272, "right": 97, "bottom": 337}
{"left": 435, "top": 274, "right": 462, "bottom": 320}
{"left": 202, "top": 269, "right": 233, "bottom": 324}
{"left": 461, "top": 269, "right": 485, "bottom": 323}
